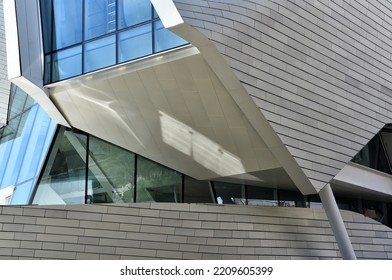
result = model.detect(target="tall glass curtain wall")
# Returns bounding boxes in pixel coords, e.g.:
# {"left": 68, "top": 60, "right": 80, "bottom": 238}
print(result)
{"left": 0, "top": 86, "right": 57, "bottom": 204}
{"left": 40, "top": 0, "right": 188, "bottom": 83}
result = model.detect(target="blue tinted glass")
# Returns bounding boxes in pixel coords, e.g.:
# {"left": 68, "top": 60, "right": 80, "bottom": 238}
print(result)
{"left": 118, "top": 0, "right": 151, "bottom": 29}
{"left": 52, "top": 0, "right": 82, "bottom": 50}
{"left": 85, "top": 0, "right": 116, "bottom": 40}
{"left": 1, "top": 106, "right": 38, "bottom": 187}
{"left": 118, "top": 24, "right": 152, "bottom": 63}
{"left": 154, "top": 20, "right": 187, "bottom": 52}
{"left": 52, "top": 45, "right": 82, "bottom": 81}
{"left": 17, "top": 107, "right": 56, "bottom": 184}
{"left": 84, "top": 35, "right": 116, "bottom": 73}
{"left": 11, "top": 179, "right": 35, "bottom": 205}
{"left": 0, "top": 137, "right": 14, "bottom": 185}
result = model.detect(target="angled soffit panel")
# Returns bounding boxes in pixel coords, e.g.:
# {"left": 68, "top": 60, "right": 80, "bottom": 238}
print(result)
{"left": 154, "top": 0, "right": 316, "bottom": 194}
{"left": 168, "top": 0, "right": 392, "bottom": 192}
{"left": 0, "top": 0, "right": 10, "bottom": 128}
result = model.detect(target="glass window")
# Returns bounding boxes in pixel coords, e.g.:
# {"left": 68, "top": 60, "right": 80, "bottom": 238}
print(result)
{"left": 85, "top": 0, "right": 116, "bottom": 40}
{"left": 136, "top": 156, "right": 182, "bottom": 202}
{"left": 52, "top": 45, "right": 82, "bottom": 81}
{"left": 308, "top": 194, "right": 323, "bottom": 208}
{"left": 44, "top": 55, "right": 51, "bottom": 84}
{"left": 8, "top": 87, "right": 27, "bottom": 119}
{"left": 247, "top": 186, "right": 278, "bottom": 206}
{"left": 154, "top": 20, "right": 187, "bottom": 53}
{"left": 118, "top": 24, "right": 153, "bottom": 63}
{"left": 87, "top": 136, "right": 135, "bottom": 203}
{"left": 84, "top": 35, "right": 116, "bottom": 73}
{"left": 352, "top": 134, "right": 392, "bottom": 174}
{"left": 52, "top": 0, "right": 82, "bottom": 50}
{"left": 278, "top": 189, "right": 307, "bottom": 207}
{"left": 11, "top": 180, "right": 35, "bottom": 205}
{"left": 32, "top": 130, "right": 87, "bottom": 205}
{"left": 184, "top": 176, "right": 213, "bottom": 203}
{"left": 213, "top": 181, "right": 246, "bottom": 205}
{"left": 17, "top": 108, "right": 56, "bottom": 184}
{"left": 118, "top": 0, "right": 151, "bottom": 29}
{"left": 0, "top": 107, "right": 37, "bottom": 188}
{"left": 40, "top": 0, "right": 52, "bottom": 53}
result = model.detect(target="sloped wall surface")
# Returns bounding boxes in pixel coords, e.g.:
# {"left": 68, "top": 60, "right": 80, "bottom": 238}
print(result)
{"left": 0, "top": 203, "right": 391, "bottom": 259}
{"left": 173, "top": 0, "right": 392, "bottom": 190}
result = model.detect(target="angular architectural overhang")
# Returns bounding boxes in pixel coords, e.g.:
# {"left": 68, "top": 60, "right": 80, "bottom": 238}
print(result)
{"left": 152, "top": 0, "right": 316, "bottom": 194}
{"left": 332, "top": 162, "right": 392, "bottom": 201}
{"left": 3, "top": 0, "right": 69, "bottom": 127}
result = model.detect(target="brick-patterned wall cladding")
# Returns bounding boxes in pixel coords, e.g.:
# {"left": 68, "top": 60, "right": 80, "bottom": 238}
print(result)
{"left": 0, "top": 203, "right": 391, "bottom": 259}
{"left": 173, "top": 0, "right": 392, "bottom": 189}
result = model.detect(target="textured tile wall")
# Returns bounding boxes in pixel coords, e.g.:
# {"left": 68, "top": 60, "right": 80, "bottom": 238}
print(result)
{"left": 172, "top": 0, "right": 392, "bottom": 190}
{"left": 0, "top": 203, "right": 391, "bottom": 259}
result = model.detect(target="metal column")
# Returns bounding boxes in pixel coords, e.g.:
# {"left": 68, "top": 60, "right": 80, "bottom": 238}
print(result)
{"left": 319, "top": 184, "right": 357, "bottom": 260}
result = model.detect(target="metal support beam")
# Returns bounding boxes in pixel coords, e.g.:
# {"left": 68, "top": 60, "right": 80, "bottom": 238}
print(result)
{"left": 319, "top": 184, "right": 356, "bottom": 259}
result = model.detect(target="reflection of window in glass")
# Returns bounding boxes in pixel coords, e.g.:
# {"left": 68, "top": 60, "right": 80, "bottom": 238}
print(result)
{"left": 40, "top": 0, "right": 52, "bottom": 53}
{"left": 278, "top": 189, "right": 307, "bottom": 208}
{"left": 184, "top": 176, "right": 213, "bottom": 203}
{"left": 308, "top": 194, "right": 323, "bottom": 208}
{"left": 118, "top": 24, "right": 153, "bottom": 63}
{"left": 84, "top": 35, "right": 116, "bottom": 73}
{"left": 352, "top": 134, "right": 392, "bottom": 174}
{"left": 9, "top": 180, "right": 35, "bottom": 205}
{"left": 87, "top": 136, "right": 135, "bottom": 203}
{"left": 85, "top": 0, "right": 116, "bottom": 40}
{"left": 136, "top": 156, "right": 182, "bottom": 203}
{"left": 52, "top": 0, "right": 82, "bottom": 50}
{"left": 52, "top": 46, "right": 82, "bottom": 81}
{"left": 33, "top": 129, "right": 87, "bottom": 205}
{"left": 213, "top": 181, "right": 246, "bottom": 205}
{"left": 118, "top": 0, "right": 151, "bottom": 29}
{"left": 154, "top": 20, "right": 188, "bottom": 53}
{"left": 363, "top": 200, "right": 386, "bottom": 224}
{"left": 247, "top": 186, "right": 278, "bottom": 206}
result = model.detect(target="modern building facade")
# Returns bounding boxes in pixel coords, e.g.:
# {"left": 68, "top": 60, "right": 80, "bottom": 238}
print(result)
{"left": 1, "top": 0, "right": 392, "bottom": 259}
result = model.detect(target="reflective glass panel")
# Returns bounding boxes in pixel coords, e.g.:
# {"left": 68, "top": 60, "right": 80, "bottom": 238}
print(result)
{"left": 84, "top": 35, "right": 116, "bottom": 73}
{"left": 44, "top": 55, "right": 51, "bottom": 84}
{"left": 136, "top": 156, "right": 182, "bottom": 202}
{"left": 0, "top": 107, "right": 37, "bottom": 188}
{"left": 278, "top": 189, "right": 307, "bottom": 207}
{"left": 52, "top": 46, "right": 82, "bottom": 81}
{"left": 11, "top": 179, "right": 35, "bottom": 205}
{"left": 247, "top": 186, "right": 278, "bottom": 206}
{"left": 118, "top": 24, "right": 153, "bottom": 63}
{"left": 154, "top": 20, "right": 187, "bottom": 53}
{"left": 213, "top": 181, "right": 246, "bottom": 205}
{"left": 52, "top": 0, "right": 82, "bottom": 50}
{"left": 184, "top": 176, "right": 213, "bottom": 203}
{"left": 17, "top": 108, "right": 56, "bottom": 184}
{"left": 33, "top": 130, "right": 87, "bottom": 205}
{"left": 352, "top": 134, "right": 392, "bottom": 174}
{"left": 118, "top": 0, "right": 151, "bottom": 29}
{"left": 87, "top": 136, "right": 135, "bottom": 203}
{"left": 8, "top": 87, "right": 27, "bottom": 119}
{"left": 85, "top": 0, "right": 116, "bottom": 40}
{"left": 40, "top": 0, "right": 52, "bottom": 53}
